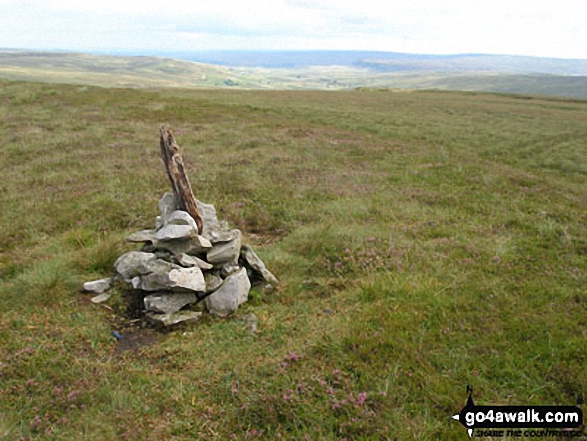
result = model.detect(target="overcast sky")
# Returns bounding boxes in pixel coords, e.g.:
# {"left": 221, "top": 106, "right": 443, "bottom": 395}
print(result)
{"left": 0, "top": 0, "right": 585, "bottom": 59}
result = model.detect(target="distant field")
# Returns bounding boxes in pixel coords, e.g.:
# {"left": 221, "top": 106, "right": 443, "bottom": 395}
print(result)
{"left": 0, "top": 79, "right": 586, "bottom": 439}
{"left": 1, "top": 50, "right": 587, "bottom": 98}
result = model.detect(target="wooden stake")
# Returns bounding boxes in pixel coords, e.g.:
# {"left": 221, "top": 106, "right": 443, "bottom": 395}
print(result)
{"left": 159, "top": 126, "right": 203, "bottom": 234}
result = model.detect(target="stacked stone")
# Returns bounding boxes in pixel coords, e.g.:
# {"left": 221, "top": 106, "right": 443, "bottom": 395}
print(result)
{"left": 84, "top": 193, "right": 278, "bottom": 326}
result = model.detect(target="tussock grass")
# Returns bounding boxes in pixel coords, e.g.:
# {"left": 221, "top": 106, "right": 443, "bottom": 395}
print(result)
{"left": 0, "top": 79, "right": 585, "bottom": 439}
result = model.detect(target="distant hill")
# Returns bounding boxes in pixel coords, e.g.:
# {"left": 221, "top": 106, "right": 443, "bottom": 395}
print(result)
{"left": 1, "top": 49, "right": 586, "bottom": 99}
{"left": 127, "top": 50, "right": 587, "bottom": 75}
{"left": 0, "top": 50, "right": 253, "bottom": 89}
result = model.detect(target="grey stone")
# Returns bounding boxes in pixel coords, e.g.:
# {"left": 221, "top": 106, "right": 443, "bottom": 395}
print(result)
{"left": 91, "top": 292, "right": 112, "bottom": 303}
{"left": 168, "top": 210, "right": 199, "bottom": 232}
{"left": 204, "top": 272, "right": 223, "bottom": 293}
{"left": 220, "top": 262, "right": 240, "bottom": 278}
{"left": 125, "top": 229, "right": 157, "bottom": 243}
{"left": 243, "top": 313, "right": 258, "bottom": 334}
{"left": 195, "top": 199, "right": 232, "bottom": 240}
{"left": 144, "top": 292, "right": 197, "bottom": 314}
{"left": 114, "top": 251, "right": 156, "bottom": 280}
{"left": 205, "top": 267, "right": 251, "bottom": 317}
{"left": 155, "top": 224, "right": 197, "bottom": 241}
{"left": 83, "top": 277, "right": 112, "bottom": 294}
{"left": 133, "top": 266, "right": 206, "bottom": 293}
{"left": 152, "top": 235, "right": 212, "bottom": 255}
{"left": 136, "top": 258, "right": 174, "bottom": 276}
{"left": 196, "top": 199, "right": 220, "bottom": 237}
{"left": 158, "top": 192, "right": 178, "bottom": 224}
{"left": 209, "top": 229, "right": 240, "bottom": 244}
{"left": 146, "top": 310, "right": 202, "bottom": 327}
{"left": 207, "top": 230, "right": 242, "bottom": 264}
{"left": 176, "top": 253, "right": 213, "bottom": 270}
{"left": 131, "top": 276, "right": 142, "bottom": 289}
{"left": 197, "top": 235, "right": 212, "bottom": 248}
{"left": 241, "top": 245, "right": 279, "bottom": 285}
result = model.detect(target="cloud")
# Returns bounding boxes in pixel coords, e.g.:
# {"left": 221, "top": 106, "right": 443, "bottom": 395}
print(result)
{"left": 0, "top": 0, "right": 585, "bottom": 58}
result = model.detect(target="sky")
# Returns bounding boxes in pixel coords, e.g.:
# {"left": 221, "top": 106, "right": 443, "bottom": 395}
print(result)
{"left": 0, "top": 0, "right": 585, "bottom": 59}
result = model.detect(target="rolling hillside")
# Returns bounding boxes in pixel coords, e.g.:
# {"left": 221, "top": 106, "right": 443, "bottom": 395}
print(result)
{"left": 1, "top": 50, "right": 587, "bottom": 98}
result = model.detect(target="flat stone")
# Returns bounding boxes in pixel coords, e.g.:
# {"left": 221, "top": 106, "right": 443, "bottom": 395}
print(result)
{"left": 144, "top": 292, "right": 197, "bottom": 314}
{"left": 155, "top": 224, "right": 197, "bottom": 241}
{"left": 114, "top": 251, "right": 156, "bottom": 280}
{"left": 241, "top": 245, "right": 279, "bottom": 285}
{"left": 204, "top": 272, "right": 223, "bottom": 293}
{"left": 91, "top": 292, "right": 112, "bottom": 303}
{"left": 152, "top": 235, "right": 212, "bottom": 255}
{"left": 83, "top": 277, "right": 112, "bottom": 294}
{"left": 176, "top": 253, "right": 213, "bottom": 270}
{"left": 207, "top": 230, "right": 242, "bottom": 264}
{"left": 146, "top": 310, "right": 203, "bottom": 327}
{"left": 125, "top": 229, "right": 157, "bottom": 243}
{"left": 205, "top": 267, "right": 251, "bottom": 317}
{"left": 168, "top": 210, "right": 199, "bottom": 232}
{"left": 209, "top": 229, "right": 240, "bottom": 244}
{"left": 158, "top": 192, "right": 178, "bottom": 224}
{"left": 196, "top": 199, "right": 220, "bottom": 237}
{"left": 133, "top": 266, "right": 206, "bottom": 293}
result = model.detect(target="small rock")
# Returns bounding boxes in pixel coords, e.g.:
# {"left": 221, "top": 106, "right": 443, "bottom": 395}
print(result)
{"left": 176, "top": 253, "right": 213, "bottom": 270}
{"left": 168, "top": 210, "right": 199, "bottom": 232}
{"left": 91, "top": 292, "right": 112, "bottom": 303}
{"left": 133, "top": 266, "right": 206, "bottom": 293}
{"left": 155, "top": 224, "right": 197, "bottom": 241}
{"left": 114, "top": 251, "right": 156, "bottom": 280}
{"left": 158, "top": 192, "right": 178, "bottom": 224}
{"left": 243, "top": 313, "right": 258, "bottom": 334}
{"left": 263, "top": 283, "right": 274, "bottom": 294}
{"left": 146, "top": 310, "right": 202, "bottom": 327}
{"left": 83, "top": 277, "right": 112, "bottom": 294}
{"left": 241, "top": 245, "right": 279, "bottom": 285}
{"left": 207, "top": 230, "right": 242, "bottom": 264}
{"left": 220, "top": 262, "right": 240, "bottom": 278}
{"left": 196, "top": 199, "right": 221, "bottom": 239}
{"left": 204, "top": 272, "right": 223, "bottom": 293}
{"left": 125, "top": 229, "right": 157, "bottom": 243}
{"left": 209, "top": 229, "right": 240, "bottom": 244}
{"left": 144, "top": 292, "right": 197, "bottom": 314}
{"left": 152, "top": 235, "right": 212, "bottom": 255}
{"left": 205, "top": 267, "right": 250, "bottom": 317}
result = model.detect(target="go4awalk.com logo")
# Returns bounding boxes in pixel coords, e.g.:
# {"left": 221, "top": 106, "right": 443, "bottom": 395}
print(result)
{"left": 452, "top": 386, "right": 585, "bottom": 438}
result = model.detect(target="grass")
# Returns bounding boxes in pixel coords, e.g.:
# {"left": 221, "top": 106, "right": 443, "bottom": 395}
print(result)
{"left": 0, "top": 78, "right": 586, "bottom": 440}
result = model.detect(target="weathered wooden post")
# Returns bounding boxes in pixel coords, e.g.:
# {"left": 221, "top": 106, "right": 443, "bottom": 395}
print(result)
{"left": 159, "top": 125, "right": 203, "bottom": 234}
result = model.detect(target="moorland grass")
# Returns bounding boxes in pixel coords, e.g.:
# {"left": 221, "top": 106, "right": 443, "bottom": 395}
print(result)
{"left": 0, "top": 79, "right": 586, "bottom": 439}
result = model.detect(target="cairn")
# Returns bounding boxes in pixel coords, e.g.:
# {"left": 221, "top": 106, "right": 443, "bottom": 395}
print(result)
{"left": 83, "top": 127, "right": 278, "bottom": 326}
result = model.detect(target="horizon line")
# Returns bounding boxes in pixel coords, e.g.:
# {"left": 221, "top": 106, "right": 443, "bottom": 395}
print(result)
{"left": 1, "top": 47, "right": 587, "bottom": 62}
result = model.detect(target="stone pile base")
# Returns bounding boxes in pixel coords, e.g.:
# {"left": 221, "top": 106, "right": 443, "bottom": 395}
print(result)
{"left": 83, "top": 193, "right": 278, "bottom": 326}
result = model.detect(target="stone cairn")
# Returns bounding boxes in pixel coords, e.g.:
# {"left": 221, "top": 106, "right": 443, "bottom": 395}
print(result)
{"left": 83, "top": 127, "right": 278, "bottom": 327}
